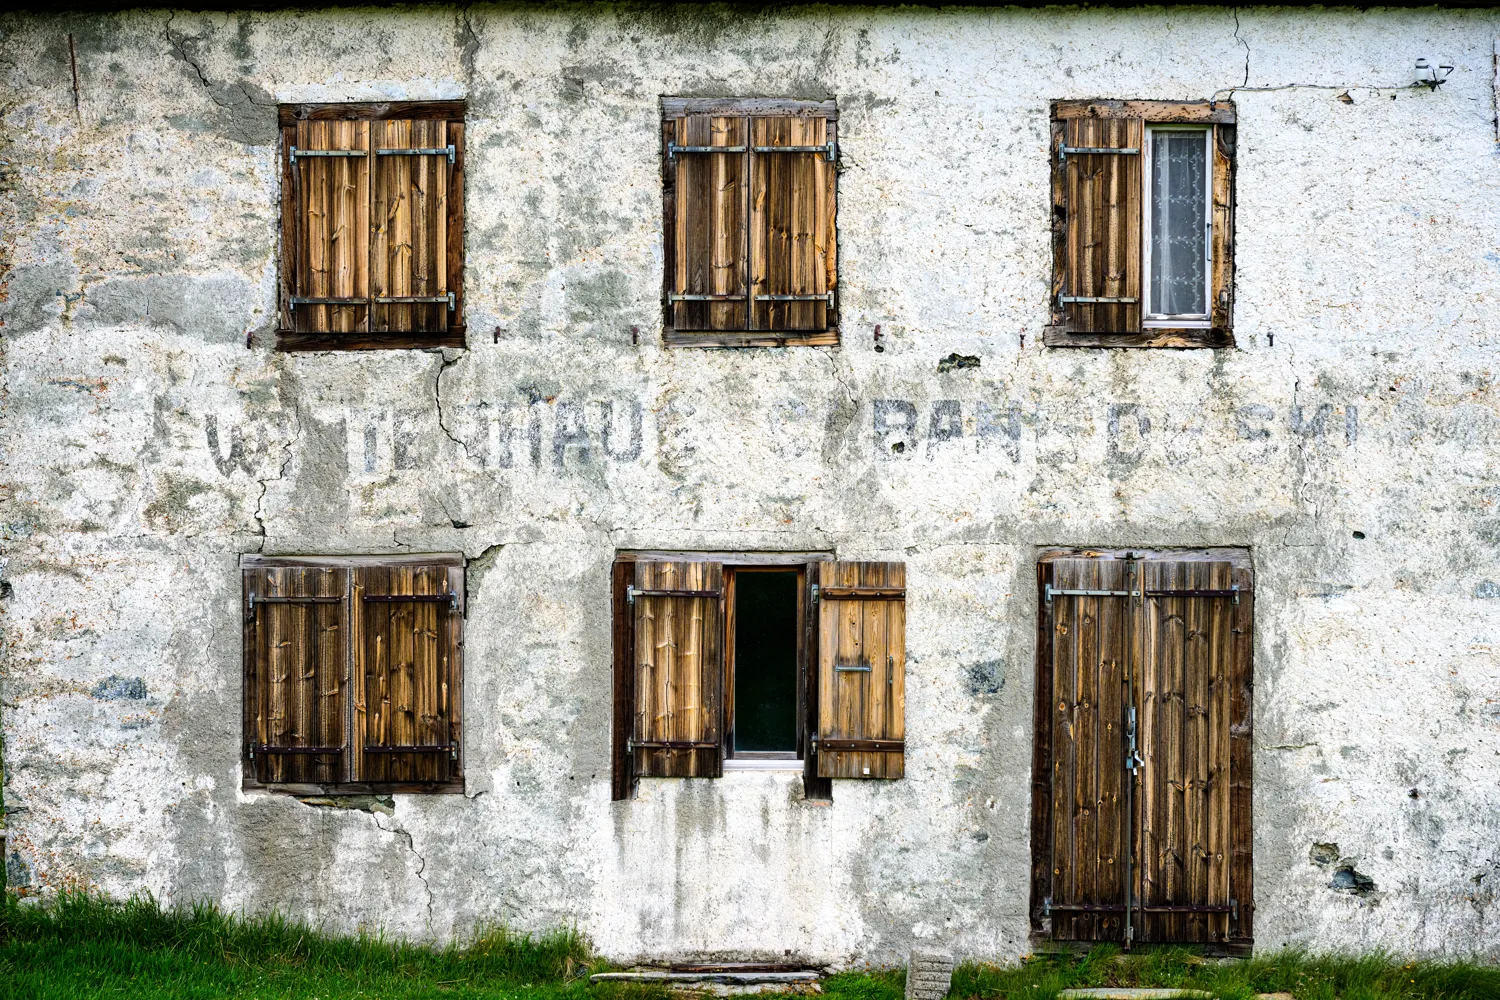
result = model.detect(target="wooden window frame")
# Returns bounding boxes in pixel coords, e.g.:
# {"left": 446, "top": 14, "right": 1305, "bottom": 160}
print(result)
{"left": 723, "top": 566, "right": 807, "bottom": 769}
{"left": 276, "top": 101, "right": 466, "bottom": 352}
{"left": 241, "top": 553, "right": 465, "bottom": 795}
{"left": 1028, "top": 547, "right": 1254, "bottom": 956}
{"left": 660, "top": 98, "right": 840, "bottom": 349}
{"left": 1045, "top": 100, "right": 1236, "bottom": 350}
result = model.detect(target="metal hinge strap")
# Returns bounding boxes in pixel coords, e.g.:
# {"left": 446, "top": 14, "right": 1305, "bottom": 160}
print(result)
{"left": 834, "top": 664, "right": 871, "bottom": 673}
{"left": 755, "top": 292, "right": 834, "bottom": 304}
{"left": 375, "top": 292, "right": 455, "bottom": 311}
{"left": 290, "top": 147, "right": 368, "bottom": 159}
{"left": 1059, "top": 294, "right": 1140, "bottom": 306}
{"left": 753, "top": 142, "right": 837, "bottom": 161}
{"left": 667, "top": 144, "right": 748, "bottom": 161}
{"left": 1044, "top": 584, "right": 1140, "bottom": 604}
{"left": 1060, "top": 146, "right": 1139, "bottom": 162}
{"left": 376, "top": 145, "right": 456, "bottom": 165}
{"left": 668, "top": 293, "right": 747, "bottom": 302}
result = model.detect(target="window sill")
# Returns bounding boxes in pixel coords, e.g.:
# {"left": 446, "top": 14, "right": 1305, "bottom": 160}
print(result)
{"left": 723, "top": 758, "right": 804, "bottom": 771}
{"left": 1043, "top": 325, "right": 1232, "bottom": 349}
{"left": 242, "top": 778, "right": 466, "bottom": 795}
{"left": 663, "top": 329, "right": 838, "bottom": 349}
{"left": 275, "top": 327, "right": 467, "bottom": 352}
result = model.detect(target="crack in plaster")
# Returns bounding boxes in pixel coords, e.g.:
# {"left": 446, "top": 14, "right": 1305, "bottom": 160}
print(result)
{"left": 1232, "top": 7, "right": 1250, "bottom": 89}
{"left": 163, "top": 14, "right": 274, "bottom": 114}
{"left": 375, "top": 813, "right": 434, "bottom": 926}
{"left": 253, "top": 408, "right": 301, "bottom": 551}
{"left": 431, "top": 349, "right": 480, "bottom": 465}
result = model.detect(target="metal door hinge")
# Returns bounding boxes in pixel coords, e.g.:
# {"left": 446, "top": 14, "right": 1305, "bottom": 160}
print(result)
{"left": 1042, "top": 897, "right": 1052, "bottom": 917}
{"left": 376, "top": 144, "right": 456, "bottom": 165}
{"left": 753, "top": 141, "right": 837, "bottom": 162}
{"left": 1060, "top": 145, "right": 1139, "bottom": 162}
{"left": 289, "top": 146, "right": 368, "bottom": 160}
{"left": 626, "top": 585, "right": 636, "bottom": 605}
{"left": 667, "top": 143, "right": 748, "bottom": 161}
{"left": 810, "top": 584, "right": 820, "bottom": 603}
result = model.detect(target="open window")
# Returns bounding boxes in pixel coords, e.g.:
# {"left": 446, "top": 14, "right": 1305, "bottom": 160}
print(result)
{"left": 276, "top": 102, "right": 465, "bottom": 351}
{"left": 1045, "top": 100, "right": 1235, "bottom": 349}
{"left": 610, "top": 555, "right": 904, "bottom": 800}
{"left": 660, "top": 98, "right": 839, "bottom": 348}
{"left": 241, "top": 554, "right": 464, "bottom": 793}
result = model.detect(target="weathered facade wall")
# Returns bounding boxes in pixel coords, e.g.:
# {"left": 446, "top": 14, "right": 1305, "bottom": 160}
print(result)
{"left": 2, "top": 2, "right": 1498, "bottom": 964}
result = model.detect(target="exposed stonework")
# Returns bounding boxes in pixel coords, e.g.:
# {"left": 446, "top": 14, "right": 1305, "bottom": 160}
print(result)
{"left": 1, "top": 3, "right": 1499, "bottom": 965}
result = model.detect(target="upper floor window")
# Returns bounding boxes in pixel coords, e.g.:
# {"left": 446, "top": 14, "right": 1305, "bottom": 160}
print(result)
{"left": 1046, "top": 100, "right": 1235, "bottom": 349}
{"left": 661, "top": 98, "right": 839, "bottom": 348}
{"left": 277, "top": 102, "right": 466, "bottom": 351}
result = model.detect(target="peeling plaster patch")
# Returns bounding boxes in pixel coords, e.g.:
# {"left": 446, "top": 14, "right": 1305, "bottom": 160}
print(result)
{"left": 92, "top": 675, "right": 147, "bottom": 700}
{"left": 1330, "top": 865, "right": 1378, "bottom": 896}
{"left": 6, "top": 853, "right": 33, "bottom": 888}
{"left": 1309, "top": 842, "right": 1340, "bottom": 866}
{"left": 299, "top": 796, "right": 395, "bottom": 816}
{"left": 936, "top": 353, "right": 980, "bottom": 373}
{"left": 965, "top": 659, "right": 1004, "bottom": 696}
{"left": 75, "top": 274, "right": 257, "bottom": 343}
{"left": 1475, "top": 580, "right": 1500, "bottom": 598}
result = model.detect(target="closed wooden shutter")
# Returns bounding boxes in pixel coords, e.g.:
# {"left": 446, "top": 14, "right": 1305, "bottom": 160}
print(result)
{"left": 670, "top": 114, "right": 749, "bottom": 333}
{"left": 243, "top": 566, "right": 349, "bottom": 784}
{"left": 1136, "top": 558, "right": 1248, "bottom": 945}
{"left": 662, "top": 99, "right": 837, "bottom": 346}
{"left": 748, "top": 116, "right": 836, "bottom": 334}
{"left": 630, "top": 560, "right": 725, "bottom": 779}
{"left": 1054, "top": 114, "right": 1143, "bottom": 336}
{"left": 611, "top": 559, "right": 637, "bottom": 801}
{"left": 287, "top": 120, "right": 371, "bottom": 336}
{"left": 351, "top": 563, "right": 463, "bottom": 785}
{"left": 1037, "top": 557, "right": 1136, "bottom": 942}
{"left": 813, "top": 561, "right": 905, "bottom": 780}
{"left": 371, "top": 119, "right": 452, "bottom": 334}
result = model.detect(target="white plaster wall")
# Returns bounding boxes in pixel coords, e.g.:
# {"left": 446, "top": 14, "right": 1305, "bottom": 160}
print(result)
{"left": 1, "top": 4, "right": 1498, "bottom": 963}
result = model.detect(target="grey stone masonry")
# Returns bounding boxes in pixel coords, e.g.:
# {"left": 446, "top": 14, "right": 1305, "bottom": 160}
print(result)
{"left": 905, "top": 951, "right": 954, "bottom": 1000}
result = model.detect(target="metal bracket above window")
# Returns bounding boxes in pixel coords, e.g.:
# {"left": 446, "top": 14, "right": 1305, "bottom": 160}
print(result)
{"left": 377, "top": 145, "right": 456, "bottom": 165}
{"left": 289, "top": 147, "right": 368, "bottom": 160}
{"left": 667, "top": 143, "right": 747, "bottom": 161}
{"left": 1059, "top": 146, "right": 1139, "bottom": 163}
{"left": 754, "top": 142, "right": 837, "bottom": 162}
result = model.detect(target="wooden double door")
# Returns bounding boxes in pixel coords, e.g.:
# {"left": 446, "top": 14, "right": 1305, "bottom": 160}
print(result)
{"left": 1030, "top": 552, "right": 1254, "bottom": 951}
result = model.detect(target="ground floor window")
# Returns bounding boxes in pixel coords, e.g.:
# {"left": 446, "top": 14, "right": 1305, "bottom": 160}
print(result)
{"left": 609, "top": 555, "right": 906, "bottom": 801}
{"left": 1029, "top": 548, "right": 1254, "bottom": 953}
{"left": 240, "top": 554, "right": 465, "bottom": 794}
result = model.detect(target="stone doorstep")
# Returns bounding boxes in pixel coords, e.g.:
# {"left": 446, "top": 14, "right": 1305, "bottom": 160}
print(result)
{"left": 1058, "top": 991, "right": 1216, "bottom": 1000}
{"left": 590, "top": 971, "right": 823, "bottom": 995}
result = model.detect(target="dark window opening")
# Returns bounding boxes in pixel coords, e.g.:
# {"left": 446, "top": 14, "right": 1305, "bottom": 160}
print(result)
{"left": 731, "top": 570, "right": 800, "bottom": 756}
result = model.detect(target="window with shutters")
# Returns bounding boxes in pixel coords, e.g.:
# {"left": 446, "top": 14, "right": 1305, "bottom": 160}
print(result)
{"left": 1029, "top": 549, "right": 1254, "bottom": 954}
{"left": 1046, "top": 101, "right": 1235, "bottom": 349}
{"left": 242, "top": 554, "right": 464, "bottom": 794}
{"left": 660, "top": 98, "right": 839, "bottom": 348}
{"left": 610, "top": 554, "right": 904, "bottom": 801}
{"left": 276, "top": 102, "right": 465, "bottom": 351}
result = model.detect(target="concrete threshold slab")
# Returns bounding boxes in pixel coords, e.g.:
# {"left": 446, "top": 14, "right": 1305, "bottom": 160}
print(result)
{"left": 1058, "top": 991, "right": 1215, "bottom": 1000}
{"left": 590, "top": 971, "right": 823, "bottom": 995}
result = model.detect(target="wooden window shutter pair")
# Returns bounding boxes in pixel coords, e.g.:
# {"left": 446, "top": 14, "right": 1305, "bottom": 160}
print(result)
{"left": 277, "top": 103, "right": 465, "bottom": 351}
{"left": 243, "top": 557, "right": 464, "bottom": 792}
{"left": 610, "top": 558, "right": 904, "bottom": 801}
{"left": 1047, "top": 100, "right": 1235, "bottom": 349}
{"left": 1030, "top": 552, "right": 1253, "bottom": 951}
{"left": 661, "top": 98, "right": 839, "bottom": 348}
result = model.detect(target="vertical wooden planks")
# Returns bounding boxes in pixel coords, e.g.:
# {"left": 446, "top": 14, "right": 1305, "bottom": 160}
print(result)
{"left": 292, "top": 120, "right": 369, "bottom": 335}
{"left": 632, "top": 561, "right": 724, "bottom": 779}
{"left": 1229, "top": 562, "right": 1255, "bottom": 945}
{"left": 672, "top": 116, "right": 748, "bottom": 332}
{"left": 612, "top": 560, "right": 637, "bottom": 800}
{"left": 749, "top": 117, "right": 830, "bottom": 332}
{"left": 1061, "top": 115, "right": 1142, "bottom": 335}
{"left": 447, "top": 122, "right": 465, "bottom": 334}
{"left": 814, "top": 562, "right": 905, "bottom": 779}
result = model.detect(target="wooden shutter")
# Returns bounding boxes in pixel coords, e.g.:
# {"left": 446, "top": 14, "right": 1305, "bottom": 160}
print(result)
{"left": 611, "top": 558, "right": 637, "bottom": 801}
{"left": 351, "top": 563, "right": 463, "bottom": 786}
{"left": 1135, "top": 558, "right": 1251, "bottom": 945}
{"left": 286, "top": 120, "right": 371, "bottom": 336}
{"left": 371, "top": 119, "right": 452, "bottom": 334}
{"left": 1209, "top": 125, "right": 1235, "bottom": 333}
{"left": 748, "top": 116, "right": 836, "bottom": 334}
{"left": 670, "top": 115, "right": 749, "bottom": 333}
{"left": 243, "top": 566, "right": 349, "bottom": 784}
{"left": 630, "top": 560, "right": 725, "bottom": 779}
{"left": 1036, "top": 557, "right": 1137, "bottom": 941}
{"left": 813, "top": 561, "right": 905, "bottom": 779}
{"left": 1054, "top": 113, "right": 1143, "bottom": 336}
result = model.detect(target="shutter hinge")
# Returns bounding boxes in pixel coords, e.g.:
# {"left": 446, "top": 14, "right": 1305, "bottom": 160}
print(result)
{"left": 289, "top": 146, "right": 368, "bottom": 160}
{"left": 810, "top": 584, "right": 820, "bottom": 603}
{"left": 1042, "top": 897, "right": 1052, "bottom": 917}
{"left": 667, "top": 143, "right": 748, "bottom": 161}
{"left": 753, "top": 141, "right": 837, "bottom": 162}
{"left": 246, "top": 593, "right": 255, "bottom": 619}
{"left": 1058, "top": 292, "right": 1140, "bottom": 308}
{"left": 626, "top": 585, "right": 636, "bottom": 605}
{"left": 1059, "top": 145, "right": 1139, "bottom": 163}
{"left": 1231, "top": 898, "right": 1239, "bottom": 924}
{"left": 450, "top": 742, "right": 459, "bottom": 761}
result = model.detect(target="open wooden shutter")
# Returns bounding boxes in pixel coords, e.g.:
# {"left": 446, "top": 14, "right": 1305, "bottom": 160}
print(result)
{"left": 630, "top": 560, "right": 725, "bottom": 779}
{"left": 351, "top": 562, "right": 463, "bottom": 786}
{"left": 813, "top": 561, "right": 905, "bottom": 779}
{"left": 670, "top": 114, "right": 749, "bottom": 333}
{"left": 1053, "top": 113, "right": 1143, "bottom": 335}
{"left": 243, "top": 565, "right": 349, "bottom": 784}
{"left": 1037, "top": 557, "right": 1137, "bottom": 941}
{"left": 371, "top": 119, "right": 453, "bottom": 334}
{"left": 286, "top": 120, "right": 371, "bottom": 335}
{"left": 749, "top": 116, "right": 836, "bottom": 334}
{"left": 1136, "top": 558, "right": 1250, "bottom": 945}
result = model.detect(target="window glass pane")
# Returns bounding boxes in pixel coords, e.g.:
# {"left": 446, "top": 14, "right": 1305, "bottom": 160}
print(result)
{"left": 1150, "top": 130, "right": 1208, "bottom": 316}
{"left": 733, "top": 571, "right": 799, "bottom": 753}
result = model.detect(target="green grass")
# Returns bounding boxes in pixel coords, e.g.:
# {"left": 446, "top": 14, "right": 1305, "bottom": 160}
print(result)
{"left": 1, "top": 894, "right": 1496, "bottom": 1000}
{"left": 952, "top": 946, "right": 1500, "bottom": 1000}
